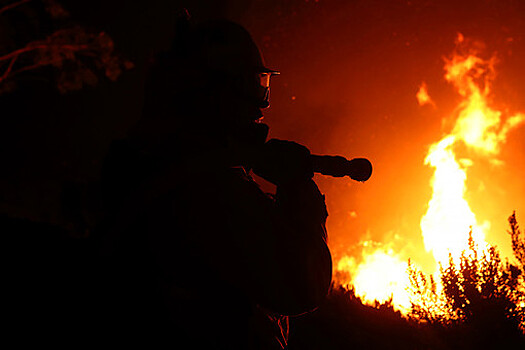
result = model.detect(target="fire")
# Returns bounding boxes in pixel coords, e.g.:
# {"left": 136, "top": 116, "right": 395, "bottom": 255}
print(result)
{"left": 335, "top": 34, "right": 525, "bottom": 311}
{"left": 337, "top": 243, "right": 411, "bottom": 311}
{"left": 420, "top": 134, "right": 488, "bottom": 264}
{"left": 416, "top": 82, "right": 435, "bottom": 107}
{"left": 421, "top": 34, "right": 524, "bottom": 266}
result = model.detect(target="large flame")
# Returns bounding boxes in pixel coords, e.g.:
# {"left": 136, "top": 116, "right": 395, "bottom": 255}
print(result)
{"left": 421, "top": 34, "right": 524, "bottom": 266}
{"left": 335, "top": 34, "right": 525, "bottom": 311}
{"left": 420, "top": 134, "right": 488, "bottom": 264}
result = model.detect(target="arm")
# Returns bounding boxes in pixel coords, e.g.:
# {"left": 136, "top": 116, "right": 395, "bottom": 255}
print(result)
{"left": 194, "top": 140, "right": 332, "bottom": 315}
{"left": 200, "top": 169, "right": 331, "bottom": 316}
{"left": 148, "top": 140, "right": 332, "bottom": 316}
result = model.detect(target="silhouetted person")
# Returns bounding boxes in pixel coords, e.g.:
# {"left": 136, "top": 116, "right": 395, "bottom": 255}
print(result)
{"left": 99, "top": 15, "right": 332, "bottom": 349}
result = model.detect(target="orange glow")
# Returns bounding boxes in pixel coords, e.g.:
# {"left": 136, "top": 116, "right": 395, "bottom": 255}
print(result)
{"left": 337, "top": 245, "right": 411, "bottom": 311}
{"left": 335, "top": 34, "right": 525, "bottom": 312}
{"left": 422, "top": 34, "right": 524, "bottom": 267}
{"left": 416, "top": 82, "right": 434, "bottom": 107}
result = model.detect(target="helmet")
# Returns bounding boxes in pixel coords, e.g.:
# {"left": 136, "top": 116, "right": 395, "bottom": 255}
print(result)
{"left": 177, "top": 19, "right": 280, "bottom": 110}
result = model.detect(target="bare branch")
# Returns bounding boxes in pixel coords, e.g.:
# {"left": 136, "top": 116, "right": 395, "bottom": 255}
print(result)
{"left": 0, "top": 0, "right": 32, "bottom": 16}
{"left": 0, "top": 46, "right": 43, "bottom": 63}
{"left": 0, "top": 5, "right": 132, "bottom": 93}
{"left": 0, "top": 42, "right": 92, "bottom": 84}
{"left": 0, "top": 55, "right": 18, "bottom": 83}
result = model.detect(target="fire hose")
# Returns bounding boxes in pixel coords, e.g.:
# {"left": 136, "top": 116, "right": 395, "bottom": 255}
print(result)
{"left": 311, "top": 155, "right": 372, "bottom": 182}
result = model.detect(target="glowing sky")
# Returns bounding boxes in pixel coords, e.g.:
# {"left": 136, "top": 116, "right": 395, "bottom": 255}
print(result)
{"left": 243, "top": 0, "right": 525, "bottom": 275}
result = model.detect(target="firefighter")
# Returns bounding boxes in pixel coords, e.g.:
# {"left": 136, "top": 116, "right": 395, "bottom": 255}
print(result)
{"left": 100, "top": 16, "right": 332, "bottom": 349}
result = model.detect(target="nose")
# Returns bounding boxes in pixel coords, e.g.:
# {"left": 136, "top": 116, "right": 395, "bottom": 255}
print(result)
{"left": 259, "top": 87, "right": 270, "bottom": 108}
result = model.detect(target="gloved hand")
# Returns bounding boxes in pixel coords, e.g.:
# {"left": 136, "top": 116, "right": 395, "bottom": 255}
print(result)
{"left": 250, "top": 139, "right": 314, "bottom": 186}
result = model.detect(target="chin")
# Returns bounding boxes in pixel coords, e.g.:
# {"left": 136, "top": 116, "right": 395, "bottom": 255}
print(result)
{"left": 250, "top": 108, "right": 264, "bottom": 122}
{"left": 225, "top": 105, "right": 264, "bottom": 125}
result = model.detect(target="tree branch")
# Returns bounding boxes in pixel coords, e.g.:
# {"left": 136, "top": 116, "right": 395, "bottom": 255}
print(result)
{"left": 0, "top": 43, "right": 90, "bottom": 63}
{"left": 0, "top": 55, "right": 18, "bottom": 83}
{"left": 0, "top": 45, "right": 42, "bottom": 62}
{"left": 0, "top": 0, "right": 32, "bottom": 16}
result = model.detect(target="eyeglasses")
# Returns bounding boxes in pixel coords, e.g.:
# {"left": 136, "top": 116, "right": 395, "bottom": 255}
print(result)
{"left": 258, "top": 71, "right": 280, "bottom": 88}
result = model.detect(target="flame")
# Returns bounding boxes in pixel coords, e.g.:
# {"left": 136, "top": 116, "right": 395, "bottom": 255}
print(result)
{"left": 335, "top": 34, "right": 525, "bottom": 311}
{"left": 416, "top": 82, "right": 435, "bottom": 107}
{"left": 421, "top": 34, "right": 524, "bottom": 266}
{"left": 336, "top": 243, "right": 411, "bottom": 310}
{"left": 420, "top": 134, "right": 488, "bottom": 264}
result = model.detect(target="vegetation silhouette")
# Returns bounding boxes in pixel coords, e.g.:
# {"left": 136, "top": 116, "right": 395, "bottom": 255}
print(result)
{"left": 408, "top": 213, "right": 525, "bottom": 343}
{"left": 0, "top": 0, "right": 132, "bottom": 94}
{"left": 289, "top": 213, "right": 525, "bottom": 349}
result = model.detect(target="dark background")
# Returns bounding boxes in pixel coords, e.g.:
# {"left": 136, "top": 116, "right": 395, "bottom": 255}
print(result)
{"left": 2, "top": 0, "right": 524, "bottom": 274}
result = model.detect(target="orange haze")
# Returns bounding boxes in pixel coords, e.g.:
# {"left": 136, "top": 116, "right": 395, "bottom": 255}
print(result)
{"left": 245, "top": 1, "right": 525, "bottom": 312}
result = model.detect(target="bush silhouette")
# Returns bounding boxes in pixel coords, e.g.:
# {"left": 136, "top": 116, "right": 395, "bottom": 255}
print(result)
{"left": 408, "top": 212, "right": 525, "bottom": 348}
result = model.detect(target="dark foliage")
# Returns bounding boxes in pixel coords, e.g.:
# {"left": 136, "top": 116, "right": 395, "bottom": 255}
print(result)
{"left": 289, "top": 284, "right": 519, "bottom": 349}
{"left": 288, "top": 285, "right": 444, "bottom": 349}
{"left": 2, "top": 213, "right": 174, "bottom": 347}
{"left": 407, "top": 213, "right": 525, "bottom": 348}
{"left": 290, "top": 214, "right": 525, "bottom": 349}
{"left": 0, "top": 0, "right": 132, "bottom": 94}
{"left": 5, "top": 208, "right": 525, "bottom": 349}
